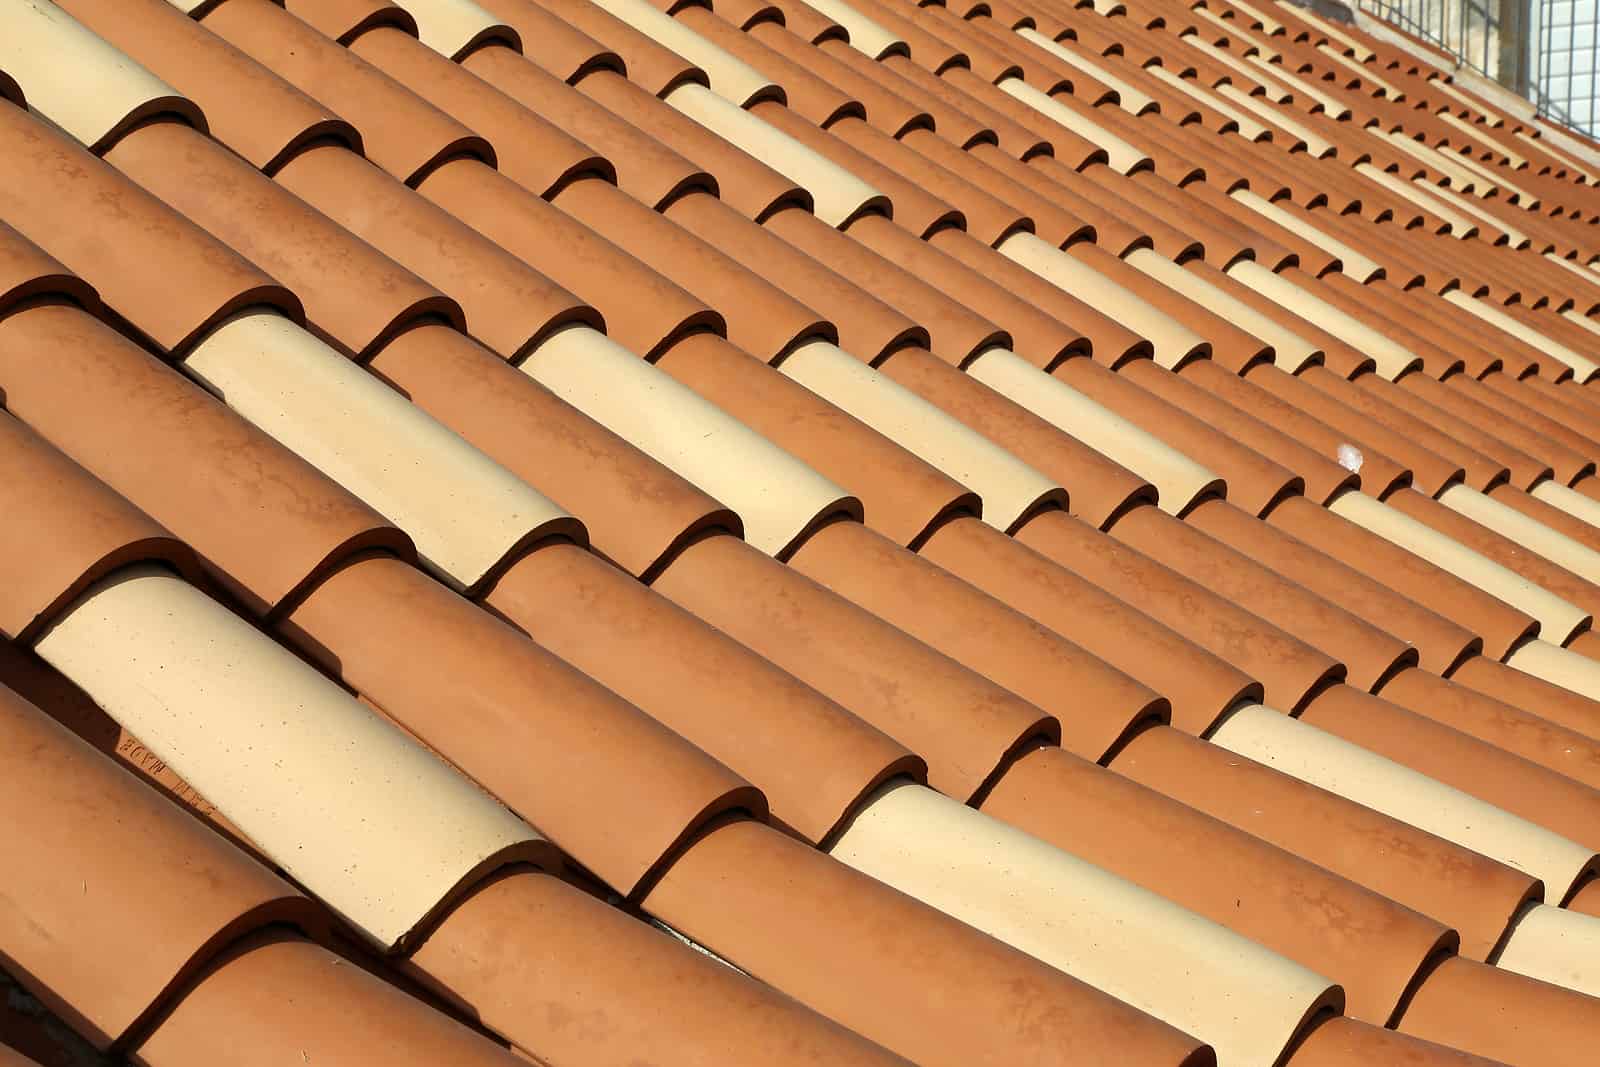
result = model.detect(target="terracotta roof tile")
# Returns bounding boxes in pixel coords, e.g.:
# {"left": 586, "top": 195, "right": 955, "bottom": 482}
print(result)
{"left": 0, "top": 105, "right": 301, "bottom": 353}
{"left": 14, "top": 0, "right": 1600, "bottom": 1061}
{"left": 0, "top": 302, "right": 412, "bottom": 618}
{"left": 462, "top": 44, "right": 715, "bottom": 207}
{"left": 273, "top": 144, "right": 604, "bottom": 359}
{"left": 280, "top": 0, "right": 419, "bottom": 44}
{"left": 0, "top": 414, "right": 198, "bottom": 644}
{"left": 681, "top": 5, "right": 864, "bottom": 124}
{"left": 644, "top": 817, "right": 1211, "bottom": 1067}
{"left": 519, "top": 0, "right": 709, "bottom": 96}
{"left": 60, "top": 0, "right": 362, "bottom": 171}
{"left": 105, "top": 121, "right": 464, "bottom": 359}
{"left": 129, "top": 929, "right": 529, "bottom": 1067}
{"left": 202, "top": 0, "right": 495, "bottom": 183}
{"left": 0, "top": 681, "right": 318, "bottom": 1049}
{"left": 0, "top": 220, "right": 97, "bottom": 320}
{"left": 419, "top": 157, "right": 724, "bottom": 355}
{"left": 404, "top": 868, "right": 915, "bottom": 1066}
{"left": 281, "top": 553, "right": 763, "bottom": 896}
{"left": 750, "top": 20, "right": 932, "bottom": 133}
{"left": 577, "top": 66, "right": 812, "bottom": 217}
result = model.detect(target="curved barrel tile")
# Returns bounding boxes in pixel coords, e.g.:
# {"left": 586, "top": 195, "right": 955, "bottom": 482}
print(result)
{"left": 1210, "top": 703, "right": 1598, "bottom": 902}
{"left": 520, "top": 325, "right": 858, "bottom": 558}
{"left": 33, "top": 565, "right": 554, "bottom": 951}
{"left": 829, "top": 779, "right": 1339, "bottom": 1067}
{"left": 183, "top": 310, "right": 581, "bottom": 593}
{"left": 0, "top": 302, "right": 409, "bottom": 619}
{"left": 0, "top": 415, "right": 197, "bottom": 643}
{"left": 0, "top": 0, "right": 202, "bottom": 152}
{"left": 0, "top": 683, "right": 317, "bottom": 1049}
{"left": 57, "top": 0, "right": 361, "bottom": 171}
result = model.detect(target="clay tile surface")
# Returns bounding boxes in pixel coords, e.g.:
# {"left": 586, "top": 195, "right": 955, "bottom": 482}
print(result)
{"left": 487, "top": 541, "right": 924, "bottom": 845}
{"left": 0, "top": 105, "right": 301, "bottom": 354}
{"left": 271, "top": 144, "right": 603, "bottom": 359}
{"left": 404, "top": 868, "right": 912, "bottom": 1067}
{"left": 103, "top": 121, "right": 466, "bottom": 360}
{"left": 414, "top": 158, "right": 724, "bottom": 356}
{"left": 19, "top": 0, "right": 1600, "bottom": 1060}
{"left": 130, "top": 929, "right": 531, "bottom": 1067}
{"left": 280, "top": 553, "right": 763, "bottom": 897}
{"left": 748, "top": 23, "right": 933, "bottom": 136}
{"left": 369, "top": 322, "right": 738, "bottom": 577}
{"left": 201, "top": 0, "right": 495, "bottom": 185}
{"left": 56, "top": 0, "right": 364, "bottom": 173}
{"left": 279, "top": 0, "right": 420, "bottom": 43}
{"left": 346, "top": 27, "right": 615, "bottom": 197}
{"left": 521, "top": 0, "right": 708, "bottom": 96}
{"left": 0, "top": 221, "right": 97, "bottom": 320}
{"left": 679, "top": 7, "right": 863, "bottom": 125}
{"left": 0, "top": 682, "right": 317, "bottom": 1049}
{"left": 460, "top": 45, "right": 713, "bottom": 208}
{"left": 576, "top": 68, "right": 812, "bottom": 220}
{"left": 0, "top": 302, "right": 412, "bottom": 619}
{"left": 0, "top": 414, "right": 197, "bottom": 643}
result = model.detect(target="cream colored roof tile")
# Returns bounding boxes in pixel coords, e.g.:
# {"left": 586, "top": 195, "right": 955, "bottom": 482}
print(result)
{"left": 966, "top": 346, "right": 1224, "bottom": 515}
{"left": 1251, "top": 58, "right": 1351, "bottom": 117}
{"left": 996, "top": 77, "right": 1150, "bottom": 173}
{"left": 1317, "top": 43, "right": 1398, "bottom": 96}
{"left": 1439, "top": 483, "right": 1600, "bottom": 584}
{"left": 1504, "top": 637, "right": 1600, "bottom": 704}
{"left": 33, "top": 565, "right": 552, "bottom": 951}
{"left": 830, "top": 779, "right": 1338, "bottom": 1067}
{"left": 1124, "top": 248, "right": 1321, "bottom": 371}
{"left": 779, "top": 340, "right": 1066, "bottom": 531}
{"left": 183, "top": 310, "right": 581, "bottom": 593}
{"left": 1211, "top": 703, "right": 1596, "bottom": 899}
{"left": 1230, "top": 191, "right": 1384, "bottom": 282}
{"left": 665, "top": 83, "right": 887, "bottom": 227}
{"left": 1226, "top": 260, "right": 1421, "bottom": 379}
{"left": 1147, "top": 66, "right": 1272, "bottom": 139}
{"left": 1328, "top": 487, "right": 1591, "bottom": 641}
{"left": 1220, "top": 0, "right": 1284, "bottom": 35}
{"left": 1442, "top": 290, "right": 1600, "bottom": 380}
{"left": 521, "top": 326, "right": 859, "bottom": 558}
{"left": 1, "top": 0, "right": 201, "bottom": 151}
{"left": 1000, "top": 232, "right": 1207, "bottom": 369}
{"left": 1194, "top": 8, "right": 1280, "bottom": 60}
{"left": 1015, "top": 29, "right": 1157, "bottom": 114}
{"left": 1494, "top": 902, "right": 1600, "bottom": 997}
{"left": 1184, "top": 35, "right": 1293, "bottom": 100}
{"left": 1533, "top": 477, "right": 1600, "bottom": 528}
{"left": 1214, "top": 83, "right": 1334, "bottom": 152}
{"left": 804, "top": 0, "right": 904, "bottom": 58}
{"left": 1353, "top": 164, "right": 1479, "bottom": 235}
{"left": 395, "top": 0, "right": 520, "bottom": 59}
{"left": 586, "top": 0, "right": 776, "bottom": 105}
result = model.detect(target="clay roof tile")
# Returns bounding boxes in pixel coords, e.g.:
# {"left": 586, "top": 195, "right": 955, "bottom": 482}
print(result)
{"left": 202, "top": 0, "right": 495, "bottom": 184}
{"left": 58, "top": 0, "right": 363, "bottom": 172}
{"left": 0, "top": 681, "right": 317, "bottom": 1047}
{"left": 0, "top": 105, "right": 302, "bottom": 354}
{"left": 0, "top": 414, "right": 199, "bottom": 643}
{"left": 0, "top": 221, "right": 98, "bottom": 321}
{"left": 0, "top": 302, "right": 412, "bottom": 619}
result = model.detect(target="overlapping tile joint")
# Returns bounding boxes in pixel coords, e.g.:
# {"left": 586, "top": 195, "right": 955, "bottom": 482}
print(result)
{"left": 6, "top": 0, "right": 1600, "bottom": 1063}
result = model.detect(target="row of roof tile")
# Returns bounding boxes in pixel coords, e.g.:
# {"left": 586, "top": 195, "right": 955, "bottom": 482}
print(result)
{"left": 6, "top": 0, "right": 1600, "bottom": 1065}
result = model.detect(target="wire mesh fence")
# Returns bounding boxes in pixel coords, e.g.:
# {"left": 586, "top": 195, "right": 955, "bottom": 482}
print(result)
{"left": 1349, "top": 0, "right": 1598, "bottom": 133}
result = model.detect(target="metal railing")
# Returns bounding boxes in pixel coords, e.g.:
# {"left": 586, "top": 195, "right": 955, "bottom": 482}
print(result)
{"left": 1351, "top": 0, "right": 1597, "bottom": 133}
{"left": 1536, "top": 0, "right": 1598, "bottom": 131}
